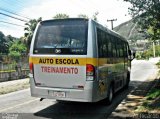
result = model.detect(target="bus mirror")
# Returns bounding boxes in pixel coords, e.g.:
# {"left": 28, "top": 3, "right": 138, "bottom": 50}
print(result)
{"left": 128, "top": 50, "right": 136, "bottom": 61}
{"left": 133, "top": 51, "right": 136, "bottom": 58}
{"left": 128, "top": 50, "right": 132, "bottom": 56}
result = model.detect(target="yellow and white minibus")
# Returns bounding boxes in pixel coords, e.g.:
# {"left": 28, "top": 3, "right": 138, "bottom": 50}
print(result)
{"left": 29, "top": 18, "right": 132, "bottom": 104}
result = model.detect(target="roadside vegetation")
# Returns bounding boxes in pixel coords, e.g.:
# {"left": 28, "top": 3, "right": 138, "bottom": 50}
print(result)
{"left": 130, "top": 1, "right": 160, "bottom": 109}
{"left": 135, "top": 83, "right": 160, "bottom": 113}
{"left": 136, "top": 45, "right": 160, "bottom": 60}
{"left": 134, "top": 62, "right": 160, "bottom": 114}
{"left": 0, "top": 79, "right": 29, "bottom": 95}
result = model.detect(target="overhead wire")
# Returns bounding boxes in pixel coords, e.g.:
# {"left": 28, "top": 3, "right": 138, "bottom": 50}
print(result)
{"left": 0, "top": 0, "right": 34, "bottom": 37}
{"left": 0, "top": 0, "right": 33, "bottom": 20}
{"left": 0, "top": 12, "right": 28, "bottom": 22}
{"left": 0, "top": 20, "right": 25, "bottom": 27}
{"left": 0, "top": 7, "right": 31, "bottom": 20}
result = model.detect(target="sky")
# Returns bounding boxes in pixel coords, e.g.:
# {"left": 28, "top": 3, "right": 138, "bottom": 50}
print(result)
{"left": 0, "top": 0, "right": 132, "bottom": 38}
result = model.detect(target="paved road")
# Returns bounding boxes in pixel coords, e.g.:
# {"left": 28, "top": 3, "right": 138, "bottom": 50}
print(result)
{"left": 0, "top": 60, "right": 158, "bottom": 119}
{"left": 131, "top": 60, "right": 157, "bottom": 81}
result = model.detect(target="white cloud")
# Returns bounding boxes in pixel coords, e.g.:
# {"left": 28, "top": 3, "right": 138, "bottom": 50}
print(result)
{"left": 1, "top": 0, "right": 132, "bottom": 37}
{"left": 0, "top": 16, "right": 25, "bottom": 37}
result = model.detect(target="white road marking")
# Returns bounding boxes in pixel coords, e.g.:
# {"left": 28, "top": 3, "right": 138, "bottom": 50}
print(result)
{"left": 0, "top": 98, "right": 39, "bottom": 112}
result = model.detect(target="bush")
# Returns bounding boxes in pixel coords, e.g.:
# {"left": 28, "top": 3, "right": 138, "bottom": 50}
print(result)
{"left": 9, "top": 40, "right": 27, "bottom": 62}
{"left": 136, "top": 45, "right": 160, "bottom": 60}
{"left": 146, "top": 88, "right": 160, "bottom": 100}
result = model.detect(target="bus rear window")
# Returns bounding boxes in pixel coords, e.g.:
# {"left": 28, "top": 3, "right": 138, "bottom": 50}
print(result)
{"left": 33, "top": 19, "right": 88, "bottom": 55}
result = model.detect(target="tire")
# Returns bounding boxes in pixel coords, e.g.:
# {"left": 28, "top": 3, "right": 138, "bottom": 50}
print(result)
{"left": 99, "top": 84, "right": 114, "bottom": 105}
{"left": 106, "top": 85, "right": 114, "bottom": 104}
{"left": 98, "top": 85, "right": 114, "bottom": 105}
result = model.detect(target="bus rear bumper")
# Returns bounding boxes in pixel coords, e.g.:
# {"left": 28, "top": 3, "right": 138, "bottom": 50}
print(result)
{"left": 30, "top": 77, "right": 98, "bottom": 102}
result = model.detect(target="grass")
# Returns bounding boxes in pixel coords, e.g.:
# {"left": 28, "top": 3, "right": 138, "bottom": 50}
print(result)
{"left": 0, "top": 80, "right": 30, "bottom": 95}
{"left": 146, "top": 88, "right": 160, "bottom": 100}
{"left": 135, "top": 88, "right": 160, "bottom": 113}
{"left": 156, "top": 62, "right": 160, "bottom": 66}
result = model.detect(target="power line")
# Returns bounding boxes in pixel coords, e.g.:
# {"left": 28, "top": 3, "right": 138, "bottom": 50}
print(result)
{"left": 0, "top": 20, "right": 25, "bottom": 27}
{"left": 0, "top": 7, "right": 31, "bottom": 20}
{"left": 0, "top": 0, "right": 33, "bottom": 19}
{"left": 0, "top": 12, "right": 28, "bottom": 22}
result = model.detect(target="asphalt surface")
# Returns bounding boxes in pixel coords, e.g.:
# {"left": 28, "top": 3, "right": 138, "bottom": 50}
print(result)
{"left": 0, "top": 59, "right": 158, "bottom": 119}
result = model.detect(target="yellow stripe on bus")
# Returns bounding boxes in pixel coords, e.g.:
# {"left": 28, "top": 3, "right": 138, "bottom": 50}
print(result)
{"left": 29, "top": 57, "right": 97, "bottom": 66}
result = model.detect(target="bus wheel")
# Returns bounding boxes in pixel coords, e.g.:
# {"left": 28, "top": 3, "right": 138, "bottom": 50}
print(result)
{"left": 106, "top": 85, "right": 114, "bottom": 105}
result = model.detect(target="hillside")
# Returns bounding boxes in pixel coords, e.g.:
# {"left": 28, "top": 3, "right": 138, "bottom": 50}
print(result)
{"left": 114, "top": 19, "right": 145, "bottom": 42}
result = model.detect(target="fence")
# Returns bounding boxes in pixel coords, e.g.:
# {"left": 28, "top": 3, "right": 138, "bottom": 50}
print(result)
{"left": 0, "top": 54, "right": 29, "bottom": 82}
{"left": 0, "top": 69, "right": 30, "bottom": 82}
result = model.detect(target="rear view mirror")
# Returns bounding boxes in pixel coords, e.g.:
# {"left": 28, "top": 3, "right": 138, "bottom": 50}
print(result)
{"left": 133, "top": 52, "right": 136, "bottom": 58}
{"left": 128, "top": 50, "right": 136, "bottom": 61}
{"left": 129, "top": 50, "right": 132, "bottom": 56}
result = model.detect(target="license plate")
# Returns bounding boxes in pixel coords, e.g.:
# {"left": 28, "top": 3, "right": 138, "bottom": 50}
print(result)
{"left": 53, "top": 91, "right": 66, "bottom": 98}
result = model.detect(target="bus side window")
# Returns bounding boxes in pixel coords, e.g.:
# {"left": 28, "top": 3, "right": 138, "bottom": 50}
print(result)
{"left": 104, "top": 34, "right": 109, "bottom": 57}
{"left": 112, "top": 36, "right": 117, "bottom": 58}
{"left": 124, "top": 43, "right": 128, "bottom": 58}
{"left": 116, "top": 38, "right": 119, "bottom": 57}
{"left": 108, "top": 37, "right": 112, "bottom": 58}
{"left": 121, "top": 42, "right": 124, "bottom": 57}
{"left": 101, "top": 31, "right": 107, "bottom": 58}
{"left": 97, "top": 29, "right": 103, "bottom": 58}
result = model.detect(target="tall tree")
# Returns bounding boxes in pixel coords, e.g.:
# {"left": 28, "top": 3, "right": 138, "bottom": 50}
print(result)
{"left": 124, "top": 0, "right": 160, "bottom": 41}
{"left": 0, "top": 31, "right": 8, "bottom": 54}
{"left": 24, "top": 17, "right": 42, "bottom": 50}
{"left": 53, "top": 14, "right": 69, "bottom": 19}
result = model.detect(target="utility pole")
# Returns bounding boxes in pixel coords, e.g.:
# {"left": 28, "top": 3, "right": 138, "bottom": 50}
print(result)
{"left": 107, "top": 19, "right": 117, "bottom": 30}
{"left": 153, "top": 41, "right": 155, "bottom": 57}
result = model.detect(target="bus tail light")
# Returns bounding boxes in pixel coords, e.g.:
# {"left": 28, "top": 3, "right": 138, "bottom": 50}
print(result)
{"left": 29, "top": 62, "right": 33, "bottom": 74}
{"left": 86, "top": 64, "right": 95, "bottom": 81}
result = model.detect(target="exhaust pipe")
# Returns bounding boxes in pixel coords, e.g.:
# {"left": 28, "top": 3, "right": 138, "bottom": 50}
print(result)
{"left": 40, "top": 98, "right": 45, "bottom": 101}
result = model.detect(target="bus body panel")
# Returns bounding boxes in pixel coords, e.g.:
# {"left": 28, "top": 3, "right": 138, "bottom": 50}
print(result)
{"left": 31, "top": 56, "right": 86, "bottom": 89}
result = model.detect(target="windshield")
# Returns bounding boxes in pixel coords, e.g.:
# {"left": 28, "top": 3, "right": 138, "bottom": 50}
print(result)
{"left": 33, "top": 19, "right": 88, "bottom": 55}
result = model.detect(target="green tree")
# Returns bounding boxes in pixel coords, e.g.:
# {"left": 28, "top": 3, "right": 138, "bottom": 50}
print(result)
{"left": 0, "top": 31, "right": 8, "bottom": 54}
{"left": 24, "top": 17, "right": 42, "bottom": 50}
{"left": 124, "top": 0, "right": 160, "bottom": 41}
{"left": 78, "top": 14, "right": 88, "bottom": 19}
{"left": 53, "top": 13, "right": 69, "bottom": 19}
{"left": 9, "top": 40, "right": 27, "bottom": 62}
{"left": 5, "top": 35, "right": 15, "bottom": 47}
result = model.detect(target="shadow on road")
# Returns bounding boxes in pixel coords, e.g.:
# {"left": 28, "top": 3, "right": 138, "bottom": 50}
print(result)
{"left": 34, "top": 86, "right": 134, "bottom": 119}
{"left": 109, "top": 79, "right": 159, "bottom": 118}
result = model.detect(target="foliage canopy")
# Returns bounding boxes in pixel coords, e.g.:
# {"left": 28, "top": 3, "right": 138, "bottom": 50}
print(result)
{"left": 124, "top": 0, "right": 160, "bottom": 41}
